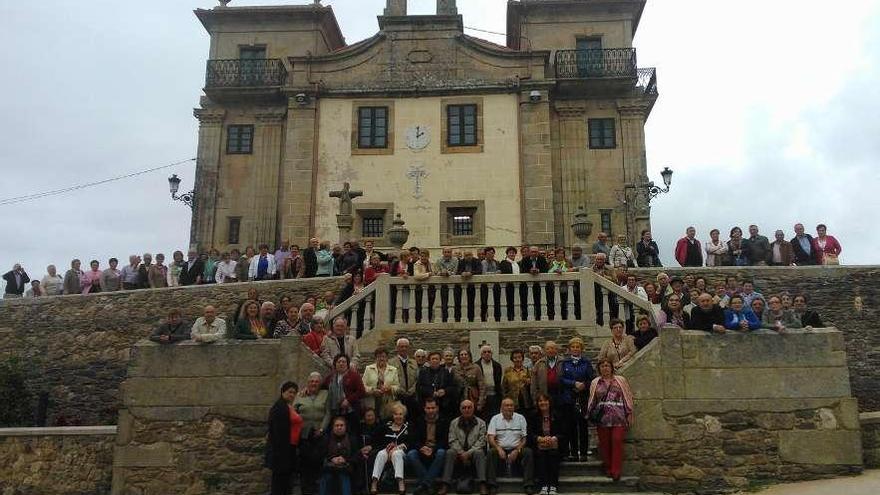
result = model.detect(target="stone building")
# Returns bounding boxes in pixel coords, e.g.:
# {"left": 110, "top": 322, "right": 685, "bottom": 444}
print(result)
{"left": 190, "top": 0, "right": 658, "bottom": 253}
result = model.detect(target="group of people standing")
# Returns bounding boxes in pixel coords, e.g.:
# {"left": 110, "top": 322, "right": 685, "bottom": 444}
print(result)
{"left": 265, "top": 338, "right": 635, "bottom": 495}
{"left": 670, "top": 223, "right": 842, "bottom": 267}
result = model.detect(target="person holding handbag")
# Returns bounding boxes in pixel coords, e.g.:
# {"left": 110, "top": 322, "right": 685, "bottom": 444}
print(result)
{"left": 813, "top": 224, "right": 842, "bottom": 265}
{"left": 586, "top": 359, "right": 634, "bottom": 481}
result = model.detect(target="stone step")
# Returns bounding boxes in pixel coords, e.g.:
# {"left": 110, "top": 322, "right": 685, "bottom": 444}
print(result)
{"left": 558, "top": 460, "right": 604, "bottom": 476}
{"left": 494, "top": 475, "right": 639, "bottom": 493}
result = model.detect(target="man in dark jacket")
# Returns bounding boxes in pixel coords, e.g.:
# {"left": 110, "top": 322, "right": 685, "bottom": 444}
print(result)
{"left": 2, "top": 264, "right": 30, "bottom": 298}
{"left": 178, "top": 250, "right": 204, "bottom": 286}
{"left": 790, "top": 223, "right": 818, "bottom": 265}
{"left": 149, "top": 309, "right": 191, "bottom": 344}
{"left": 417, "top": 352, "right": 459, "bottom": 419}
{"left": 477, "top": 345, "right": 504, "bottom": 422}
{"left": 406, "top": 397, "right": 450, "bottom": 495}
{"left": 746, "top": 225, "right": 772, "bottom": 266}
{"left": 769, "top": 230, "right": 795, "bottom": 266}
{"left": 302, "top": 237, "right": 319, "bottom": 278}
{"left": 519, "top": 247, "right": 549, "bottom": 319}
{"left": 688, "top": 293, "right": 726, "bottom": 333}
{"left": 559, "top": 337, "right": 594, "bottom": 460}
{"left": 456, "top": 250, "right": 483, "bottom": 322}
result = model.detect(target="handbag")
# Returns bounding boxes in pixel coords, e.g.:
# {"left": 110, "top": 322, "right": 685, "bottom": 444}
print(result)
{"left": 587, "top": 386, "right": 611, "bottom": 425}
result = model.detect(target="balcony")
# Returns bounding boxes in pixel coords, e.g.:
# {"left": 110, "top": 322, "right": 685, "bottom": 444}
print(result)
{"left": 204, "top": 59, "right": 286, "bottom": 102}
{"left": 555, "top": 48, "right": 637, "bottom": 80}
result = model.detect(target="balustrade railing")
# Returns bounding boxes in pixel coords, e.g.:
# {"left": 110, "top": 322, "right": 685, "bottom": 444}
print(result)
{"left": 328, "top": 271, "right": 663, "bottom": 339}
{"left": 205, "top": 59, "right": 286, "bottom": 89}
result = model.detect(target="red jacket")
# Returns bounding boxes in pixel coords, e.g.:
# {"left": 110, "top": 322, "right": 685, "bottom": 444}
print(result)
{"left": 364, "top": 264, "right": 388, "bottom": 285}
{"left": 812, "top": 235, "right": 842, "bottom": 264}
{"left": 322, "top": 369, "right": 365, "bottom": 414}
{"left": 675, "top": 237, "right": 703, "bottom": 266}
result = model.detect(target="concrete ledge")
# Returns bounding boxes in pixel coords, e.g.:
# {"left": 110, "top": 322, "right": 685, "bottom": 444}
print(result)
{"left": 0, "top": 426, "right": 117, "bottom": 437}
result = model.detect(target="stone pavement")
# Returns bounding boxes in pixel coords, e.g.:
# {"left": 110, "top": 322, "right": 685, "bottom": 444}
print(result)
{"left": 749, "top": 470, "right": 880, "bottom": 495}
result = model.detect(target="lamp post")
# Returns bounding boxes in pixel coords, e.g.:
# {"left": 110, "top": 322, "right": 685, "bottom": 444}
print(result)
{"left": 386, "top": 213, "right": 410, "bottom": 249}
{"left": 627, "top": 167, "right": 673, "bottom": 203}
{"left": 168, "top": 174, "right": 195, "bottom": 209}
{"left": 570, "top": 206, "right": 593, "bottom": 243}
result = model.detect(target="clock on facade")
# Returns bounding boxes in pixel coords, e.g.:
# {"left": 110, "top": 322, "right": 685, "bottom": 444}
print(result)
{"left": 405, "top": 125, "right": 431, "bottom": 150}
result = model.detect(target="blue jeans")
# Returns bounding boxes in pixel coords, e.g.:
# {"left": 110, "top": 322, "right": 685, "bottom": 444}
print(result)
{"left": 320, "top": 470, "right": 351, "bottom": 495}
{"left": 406, "top": 448, "right": 447, "bottom": 488}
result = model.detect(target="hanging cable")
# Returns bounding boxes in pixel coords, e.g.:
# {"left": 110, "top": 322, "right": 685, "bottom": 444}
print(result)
{"left": 0, "top": 157, "right": 197, "bottom": 206}
{"left": 464, "top": 25, "right": 507, "bottom": 37}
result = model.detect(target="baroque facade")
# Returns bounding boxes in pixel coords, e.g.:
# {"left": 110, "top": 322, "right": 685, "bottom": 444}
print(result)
{"left": 190, "top": 0, "right": 658, "bottom": 253}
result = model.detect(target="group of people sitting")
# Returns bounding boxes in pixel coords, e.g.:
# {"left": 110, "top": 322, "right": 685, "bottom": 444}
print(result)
{"left": 264, "top": 338, "right": 632, "bottom": 495}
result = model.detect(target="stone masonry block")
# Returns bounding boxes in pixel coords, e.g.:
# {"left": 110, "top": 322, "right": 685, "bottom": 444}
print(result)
{"left": 113, "top": 443, "right": 173, "bottom": 468}
{"left": 778, "top": 430, "right": 862, "bottom": 465}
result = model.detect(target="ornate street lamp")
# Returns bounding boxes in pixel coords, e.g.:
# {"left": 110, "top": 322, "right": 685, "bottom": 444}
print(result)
{"left": 386, "top": 213, "right": 410, "bottom": 249}
{"left": 570, "top": 206, "right": 593, "bottom": 242}
{"left": 168, "top": 174, "right": 195, "bottom": 209}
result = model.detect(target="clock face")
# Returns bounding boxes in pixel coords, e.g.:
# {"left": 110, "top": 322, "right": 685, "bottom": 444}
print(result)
{"left": 405, "top": 125, "right": 431, "bottom": 150}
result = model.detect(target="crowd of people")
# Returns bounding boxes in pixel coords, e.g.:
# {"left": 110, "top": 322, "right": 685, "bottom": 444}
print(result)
{"left": 144, "top": 260, "right": 825, "bottom": 495}
{"left": 1, "top": 222, "right": 840, "bottom": 300}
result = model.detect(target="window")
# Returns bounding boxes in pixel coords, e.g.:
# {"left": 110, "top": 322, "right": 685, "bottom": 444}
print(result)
{"left": 451, "top": 212, "right": 474, "bottom": 236}
{"left": 357, "top": 107, "right": 388, "bottom": 149}
{"left": 440, "top": 200, "right": 485, "bottom": 246}
{"left": 588, "top": 118, "right": 616, "bottom": 149}
{"left": 239, "top": 47, "right": 266, "bottom": 60}
{"left": 362, "top": 216, "right": 385, "bottom": 239}
{"left": 447, "top": 104, "right": 478, "bottom": 146}
{"left": 600, "top": 210, "right": 613, "bottom": 237}
{"left": 576, "top": 38, "right": 603, "bottom": 77}
{"left": 227, "top": 217, "right": 241, "bottom": 245}
{"left": 354, "top": 203, "right": 394, "bottom": 246}
{"left": 226, "top": 125, "right": 254, "bottom": 154}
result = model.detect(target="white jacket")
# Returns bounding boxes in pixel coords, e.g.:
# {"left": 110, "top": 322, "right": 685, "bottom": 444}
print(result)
{"left": 248, "top": 254, "right": 277, "bottom": 280}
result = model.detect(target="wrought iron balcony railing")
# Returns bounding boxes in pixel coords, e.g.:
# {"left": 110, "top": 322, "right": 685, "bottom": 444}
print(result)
{"left": 554, "top": 48, "right": 637, "bottom": 79}
{"left": 637, "top": 67, "right": 658, "bottom": 96}
{"left": 205, "top": 59, "right": 286, "bottom": 89}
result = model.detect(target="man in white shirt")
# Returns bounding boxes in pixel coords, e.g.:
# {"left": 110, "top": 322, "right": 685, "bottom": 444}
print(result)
{"left": 620, "top": 274, "right": 649, "bottom": 334}
{"left": 190, "top": 305, "right": 227, "bottom": 343}
{"left": 215, "top": 252, "right": 237, "bottom": 283}
{"left": 487, "top": 398, "right": 534, "bottom": 494}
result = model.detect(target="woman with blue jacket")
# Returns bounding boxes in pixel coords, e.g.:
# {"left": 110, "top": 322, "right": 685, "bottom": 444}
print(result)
{"left": 724, "top": 295, "right": 761, "bottom": 331}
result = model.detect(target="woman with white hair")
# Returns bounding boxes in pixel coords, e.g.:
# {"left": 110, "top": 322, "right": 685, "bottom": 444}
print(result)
{"left": 369, "top": 403, "right": 412, "bottom": 495}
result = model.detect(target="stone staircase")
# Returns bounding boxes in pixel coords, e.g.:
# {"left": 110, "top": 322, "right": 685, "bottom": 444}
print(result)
{"left": 492, "top": 459, "right": 641, "bottom": 494}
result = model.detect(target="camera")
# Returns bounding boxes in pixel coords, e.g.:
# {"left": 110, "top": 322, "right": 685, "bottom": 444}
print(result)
{"left": 295, "top": 93, "right": 310, "bottom": 105}
{"left": 529, "top": 90, "right": 541, "bottom": 102}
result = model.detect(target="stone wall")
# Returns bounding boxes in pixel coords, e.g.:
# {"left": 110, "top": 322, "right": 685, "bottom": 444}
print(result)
{"left": 631, "top": 266, "right": 880, "bottom": 411}
{"left": 0, "top": 426, "right": 116, "bottom": 495}
{"left": 622, "top": 326, "right": 863, "bottom": 492}
{"left": 862, "top": 412, "right": 880, "bottom": 468}
{"left": 113, "top": 338, "right": 325, "bottom": 495}
{"left": 0, "top": 278, "right": 342, "bottom": 426}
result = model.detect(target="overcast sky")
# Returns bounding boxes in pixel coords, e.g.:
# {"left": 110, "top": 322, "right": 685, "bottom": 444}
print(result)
{"left": 1, "top": 0, "right": 878, "bottom": 287}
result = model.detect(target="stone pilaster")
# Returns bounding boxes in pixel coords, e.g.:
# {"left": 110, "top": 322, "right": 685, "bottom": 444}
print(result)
{"left": 617, "top": 99, "right": 651, "bottom": 241}
{"left": 251, "top": 108, "right": 287, "bottom": 248}
{"left": 279, "top": 97, "right": 318, "bottom": 246}
{"left": 519, "top": 90, "right": 554, "bottom": 247}
{"left": 554, "top": 101, "right": 589, "bottom": 249}
{"left": 191, "top": 108, "right": 225, "bottom": 252}
{"left": 384, "top": 0, "right": 407, "bottom": 16}
{"left": 437, "top": 0, "right": 458, "bottom": 15}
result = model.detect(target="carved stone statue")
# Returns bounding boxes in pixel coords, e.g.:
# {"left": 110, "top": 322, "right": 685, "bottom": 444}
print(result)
{"left": 329, "top": 182, "right": 363, "bottom": 217}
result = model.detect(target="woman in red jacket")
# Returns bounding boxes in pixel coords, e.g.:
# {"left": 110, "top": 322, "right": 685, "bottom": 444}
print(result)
{"left": 324, "top": 354, "right": 366, "bottom": 433}
{"left": 813, "top": 224, "right": 842, "bottom": 265}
